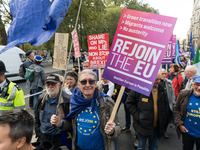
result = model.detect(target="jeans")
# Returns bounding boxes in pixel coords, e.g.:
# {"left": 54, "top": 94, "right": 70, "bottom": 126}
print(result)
{"left": 137, "top": 128, "right": 158, "bottom": 150}
{"left": 182, "top": 133, "right": 200, "bottom": 150}
{"left": 32, "top": 88, "right": 43, "bottom": 114}
{"left": 124, "top": 103, "right": 131, "bottom": 128}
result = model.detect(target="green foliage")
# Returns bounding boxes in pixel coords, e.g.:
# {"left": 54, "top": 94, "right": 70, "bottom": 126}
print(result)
{"left": 0, "top": 35, "right": 2, "bottom": 45}
{"left": 125, "top": 1, "right": 159, "bottom": 13}
{"left": 0, "top": 0, "right": 12, "bottom": 25}
{"left": 19, "top": 43, "right": 47, "bottom": 52}
{"left": 104, "top": 5, "right": 123, "bottom": 46}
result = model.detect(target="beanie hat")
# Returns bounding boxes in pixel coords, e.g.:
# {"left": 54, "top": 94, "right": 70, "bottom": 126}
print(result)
{"left": 178, "top": 61, "right": 185, "bottom": 68}
{"left": 34, "top": 55, "right": 43, "bottom": 63}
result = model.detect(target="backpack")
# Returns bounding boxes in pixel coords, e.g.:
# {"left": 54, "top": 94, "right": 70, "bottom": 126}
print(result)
{"left": 25, "top": 68, "right": 35, "bottom": 82}
{"left": 19, "top": 63, "right": 26, "bottom": 78}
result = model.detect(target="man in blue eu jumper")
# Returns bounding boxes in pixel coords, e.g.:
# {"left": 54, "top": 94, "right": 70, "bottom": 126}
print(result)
{"left": 174, "top": 75, "right": 200, "bottom": 150}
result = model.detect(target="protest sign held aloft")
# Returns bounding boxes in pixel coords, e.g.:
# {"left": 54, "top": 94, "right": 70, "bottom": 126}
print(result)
{"left": 72, "top": 29, "right": 81, "bottom": 59}
{"left": 162, "top": 35, "right": 173, "bottom": 64}
{"left": 53, "top": 33, "right": 69, "bottom": 70}
{"left": 103, "top": 9, "right": 177, "bottom": 96}
{"left": 172, "top": 35, "right": 177, "bottom": 59}
{"left": 87, "top": 33, "right": 109, "bottom": 69}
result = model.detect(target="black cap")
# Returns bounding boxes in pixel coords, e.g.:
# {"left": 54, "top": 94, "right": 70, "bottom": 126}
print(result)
{"left": 0, "top": 60, "right": 8, "bottom": 74}
{"left": 46, "top": 74, "right": 60, "bottom": 83}
{"left": 26, "top": 50, "right": 33, "bottom": 57}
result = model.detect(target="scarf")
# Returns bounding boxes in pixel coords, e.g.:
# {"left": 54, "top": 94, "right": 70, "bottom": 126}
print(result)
{"left": 65, "top": 87, "right": 108, "bottom": 119}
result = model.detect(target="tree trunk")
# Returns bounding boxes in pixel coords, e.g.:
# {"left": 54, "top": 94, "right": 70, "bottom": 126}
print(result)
{"left": 0, "top": 15, "right": 7, "bottom": 45}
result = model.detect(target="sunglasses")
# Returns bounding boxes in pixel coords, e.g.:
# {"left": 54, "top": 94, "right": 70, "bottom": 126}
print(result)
{"left": 79, "top": 79, "right": 96, "bottom": 85}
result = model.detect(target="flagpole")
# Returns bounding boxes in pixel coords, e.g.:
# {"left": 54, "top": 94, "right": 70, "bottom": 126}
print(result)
{"left": 56, "top": 0, "right": 83, "bottom": 114}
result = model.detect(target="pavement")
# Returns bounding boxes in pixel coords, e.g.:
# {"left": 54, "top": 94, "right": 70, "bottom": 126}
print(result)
{"left": 37, "top": 61, "right": 73, "bottom": 75}
{"left": 8, "top": 61, "right": 73, "bottom": 82}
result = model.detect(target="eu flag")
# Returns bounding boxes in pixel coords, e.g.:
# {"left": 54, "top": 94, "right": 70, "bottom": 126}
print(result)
{"left": 175, "top": 40, "right": 180, "bottom": 64}
{"left": 0, "top": 0, "right": 72, "bottom": 54}
{"left": 190, "top": 32, "right": 195, "bottom": 60}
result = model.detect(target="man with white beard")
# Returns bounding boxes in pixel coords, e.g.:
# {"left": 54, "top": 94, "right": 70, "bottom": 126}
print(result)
{"left": 174, "top": 75, "right": 200, "bottom": 150}
{"left": 34, "top": 74, "right": 71, "bottom": 149}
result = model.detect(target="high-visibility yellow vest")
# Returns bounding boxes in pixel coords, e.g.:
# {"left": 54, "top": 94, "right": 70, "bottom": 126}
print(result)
{"left": 0, "top": 81, "right": 25, "bottom": 115}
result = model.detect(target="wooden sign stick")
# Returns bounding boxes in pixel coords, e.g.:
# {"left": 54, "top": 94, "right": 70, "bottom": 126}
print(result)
{"left": 109, "top": 86, "right": 125, "bottom": 122}
{"left": 159, "top": 65, "right": 162, "bottom": 72}
{"left": 78, "top": 57, "right": 81, "bottom": 73}
{"left": 98, "top": 69, "right": 102, "bottom": 88}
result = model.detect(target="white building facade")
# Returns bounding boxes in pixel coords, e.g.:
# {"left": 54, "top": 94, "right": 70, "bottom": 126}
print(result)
{"left": 189, "top": 0, "right": 200, "bottom": 49}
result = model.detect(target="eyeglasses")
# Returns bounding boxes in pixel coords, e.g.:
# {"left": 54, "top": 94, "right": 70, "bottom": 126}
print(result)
{"left": 184, "top": 71, "right": 192, "bottom": 73}
{"left": 79, "top": 79, "right": 96, "bottom": 85}
{"left": 46, "top": 82, "right": 57, "bottom": 86}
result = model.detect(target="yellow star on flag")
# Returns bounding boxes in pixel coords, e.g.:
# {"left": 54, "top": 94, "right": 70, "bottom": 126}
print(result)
{"left": 67, "top": 132, "right": 72, "bottom": 139}
{"left": 49, "top": 0, "right": 53, "bottom": 2}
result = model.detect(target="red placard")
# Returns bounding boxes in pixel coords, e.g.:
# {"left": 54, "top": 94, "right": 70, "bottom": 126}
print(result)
{"left": 88, "top": 33, "right": 109, "bottom": 69}
{"left": 71, "top": 29, "right": 81, "bottom": 58}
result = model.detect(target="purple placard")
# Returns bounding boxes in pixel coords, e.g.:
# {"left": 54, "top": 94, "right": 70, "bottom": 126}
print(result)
{"left": 103, "top": 9, "right": 177, "bottom": 96}
{"left": 162, "top": 35, "right": 173, "bottom": 64}
{"left": 172, "top": 35, "right": 176, "bottom": 59}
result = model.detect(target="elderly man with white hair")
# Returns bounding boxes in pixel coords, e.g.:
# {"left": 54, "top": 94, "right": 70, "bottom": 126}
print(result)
{"left": 161, "top": 68, "right": 176, "bottom": 138}
{"left": 180, "top": 65, "right": 197, "bottom": 91}
{"left": 174, "top": 75, "right": 200, "bottom": 150}
{"left": 35, "top": 73, "right": 71, "bottom": 149}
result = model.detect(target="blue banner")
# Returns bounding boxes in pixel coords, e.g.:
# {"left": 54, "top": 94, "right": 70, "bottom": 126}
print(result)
{"left": 190, "top": 32, "right": 195, "bottom": 60}
{"left": 0, "top": 0, "right": 72, "bottom": 54}
{"left": 175, "top": 40, "right": 180, "bottom": 64}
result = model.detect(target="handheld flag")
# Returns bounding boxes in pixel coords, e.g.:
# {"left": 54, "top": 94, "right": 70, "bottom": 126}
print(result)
{"left": 190, "top": 32, "right": 195, "bottom": 60}
{"left": 0, "top": 0, "right": 72, "bottom": 54}
{"left": 186, "top": 58, "right": 191, "bottom": 66}
{"left": 193, "top": 48, "right": 200, "bottom": 74}
{"left": 175, "top": 40, "right": 180, "bottom": 64}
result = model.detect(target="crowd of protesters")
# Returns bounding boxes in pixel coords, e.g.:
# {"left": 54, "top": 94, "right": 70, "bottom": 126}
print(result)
{"left": 1, "top": 51, "right": 200, "bottom": 150}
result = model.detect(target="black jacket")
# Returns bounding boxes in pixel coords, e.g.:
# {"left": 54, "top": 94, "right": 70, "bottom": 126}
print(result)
{"left": 125, "top": 83, "right": 168, "bottom": 138}
{"left": 179, "top": 77, "right": 188, "bottom": 91}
